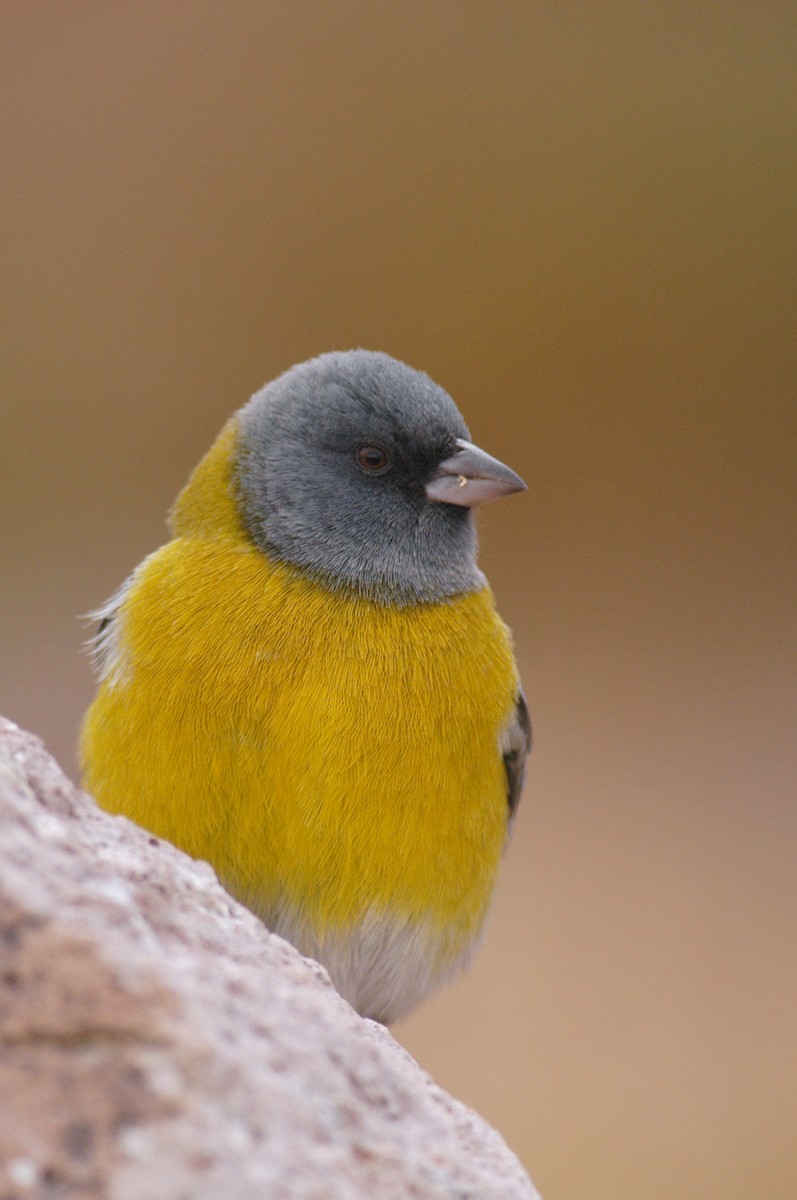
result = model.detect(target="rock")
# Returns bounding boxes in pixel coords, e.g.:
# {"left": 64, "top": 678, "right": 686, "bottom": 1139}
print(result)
{"left": 0, "top": 718, "right": 540, "bottom": 1200}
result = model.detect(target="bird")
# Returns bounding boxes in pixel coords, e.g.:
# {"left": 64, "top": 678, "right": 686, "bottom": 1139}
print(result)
{"left": 80, "top": 350, "right": 530, "bottom": 1024}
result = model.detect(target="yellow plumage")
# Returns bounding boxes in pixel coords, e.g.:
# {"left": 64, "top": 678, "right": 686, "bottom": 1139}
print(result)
{"left": 81, "top": 417, "right": 520, "bottom": 991}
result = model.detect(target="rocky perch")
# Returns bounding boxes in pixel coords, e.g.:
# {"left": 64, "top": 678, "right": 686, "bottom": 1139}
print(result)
{"left": 0, "top": 718, "right": 540, "bottom": 1199}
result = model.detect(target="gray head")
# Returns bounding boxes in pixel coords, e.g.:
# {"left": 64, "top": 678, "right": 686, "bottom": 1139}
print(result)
{"left": 236, "top": 350, "right": 524, "bottom": 606}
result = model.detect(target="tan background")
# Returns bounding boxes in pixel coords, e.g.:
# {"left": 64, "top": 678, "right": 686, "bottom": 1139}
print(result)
{"left": 2, "top": 5, "right": 795, "bottom": 1198}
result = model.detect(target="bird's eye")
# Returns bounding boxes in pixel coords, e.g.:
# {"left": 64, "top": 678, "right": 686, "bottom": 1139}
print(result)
{"left": 356, "top": 445, "right": 389, "bottom": 473}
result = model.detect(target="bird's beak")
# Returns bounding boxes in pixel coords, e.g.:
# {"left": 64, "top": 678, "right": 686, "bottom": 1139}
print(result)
{"left": 425, "top": 439, "right": 526, "bottom": 508}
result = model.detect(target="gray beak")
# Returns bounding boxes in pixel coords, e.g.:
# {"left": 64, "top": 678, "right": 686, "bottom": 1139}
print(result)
{"left": 425, "top": 439, "right": 526, "bottom": 508}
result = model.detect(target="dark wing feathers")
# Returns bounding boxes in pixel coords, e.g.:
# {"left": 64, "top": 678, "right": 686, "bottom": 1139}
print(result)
{"left": 501, "top": 689, "right": 531, "bottom": 820}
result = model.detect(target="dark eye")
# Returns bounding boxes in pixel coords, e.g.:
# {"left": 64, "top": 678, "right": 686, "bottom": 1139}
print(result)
{"left": 356, "top": 445, "right": 389, "bottom": 473}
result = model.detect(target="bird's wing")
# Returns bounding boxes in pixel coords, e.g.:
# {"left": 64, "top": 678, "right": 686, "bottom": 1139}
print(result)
{"left": 501, "top": 688, "right": 531, "bottom": 822}
{"left": 84, "top": 574, "right": 135, "bottom": 679}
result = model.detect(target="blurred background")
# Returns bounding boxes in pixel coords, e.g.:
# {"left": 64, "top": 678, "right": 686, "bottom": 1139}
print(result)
{"left": 2, "top": 4, "right": 795, "bottom": 1197}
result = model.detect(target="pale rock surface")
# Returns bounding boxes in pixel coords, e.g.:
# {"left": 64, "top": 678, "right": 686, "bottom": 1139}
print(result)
{"left": 0, "top": 718, "right": 540, "bottom": 1200}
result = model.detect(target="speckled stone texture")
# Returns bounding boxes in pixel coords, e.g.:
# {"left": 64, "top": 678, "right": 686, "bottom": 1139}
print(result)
{"left": 0, "top": 718, "right": 540, "bottom": 1200}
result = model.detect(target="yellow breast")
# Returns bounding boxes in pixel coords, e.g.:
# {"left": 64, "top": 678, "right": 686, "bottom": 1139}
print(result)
{"left": 80, "top": 418, "right": 520, "bottom": 959}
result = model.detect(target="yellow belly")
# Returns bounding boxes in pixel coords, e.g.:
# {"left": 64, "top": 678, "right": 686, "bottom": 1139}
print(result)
{"left": 81, "top": 537, "right": 518, "bottom": 962}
